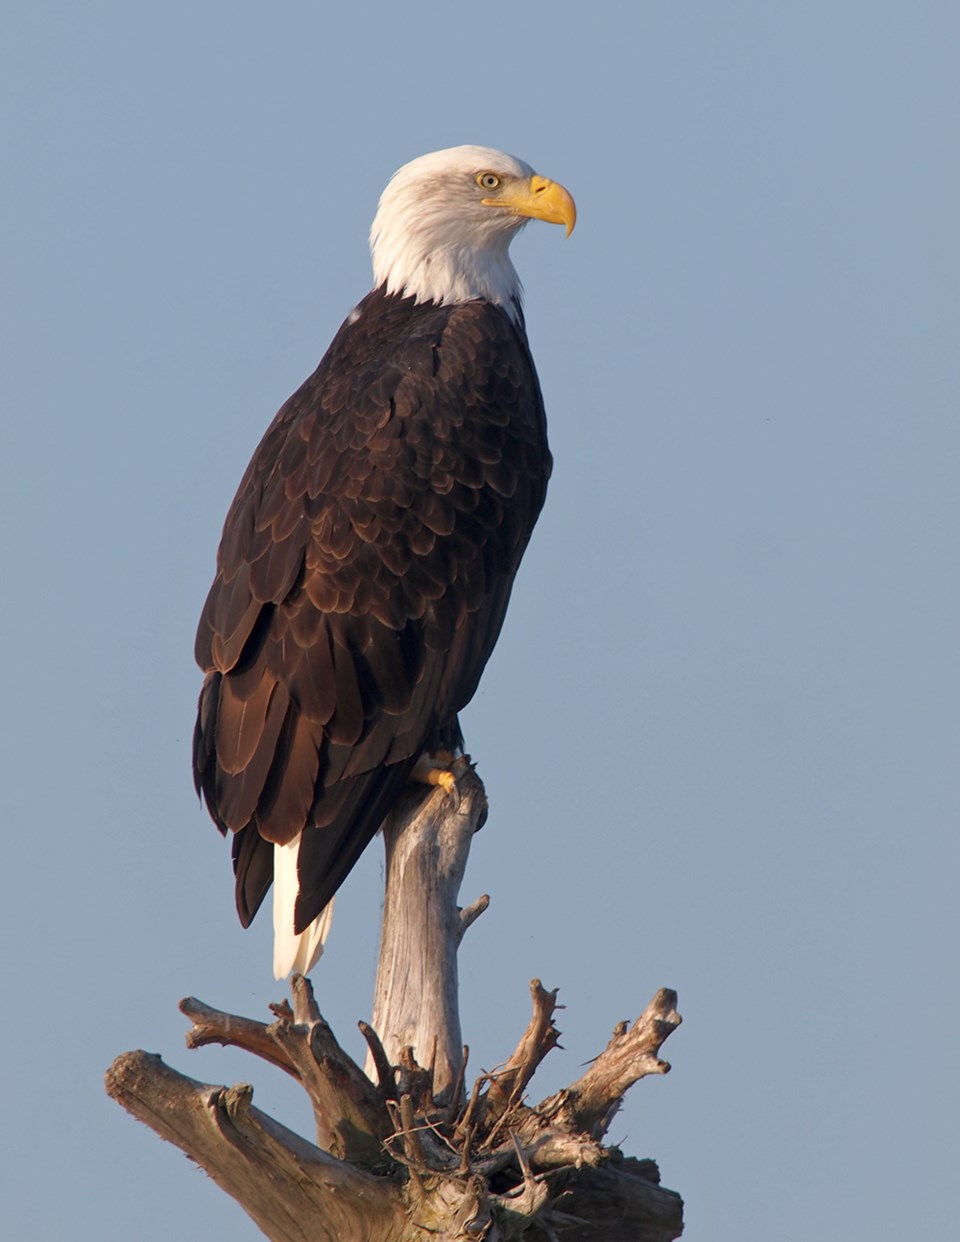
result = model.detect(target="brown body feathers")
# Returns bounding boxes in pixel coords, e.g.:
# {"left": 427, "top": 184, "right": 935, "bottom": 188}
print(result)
{"left": 193, "top": 288, "right": 551, "bottom": 934}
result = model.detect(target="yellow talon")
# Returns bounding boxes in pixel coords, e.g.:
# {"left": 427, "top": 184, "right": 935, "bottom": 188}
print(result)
{"left": 411, "top": 752, "right": 461, "bottom": 801}
{"left": 430, "top": 769, "right": 458, "bottom": 796}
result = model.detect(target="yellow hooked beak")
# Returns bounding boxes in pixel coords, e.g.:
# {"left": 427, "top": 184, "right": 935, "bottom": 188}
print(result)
{"left": 483, "top": 174, "right": 577, "bottom": 237}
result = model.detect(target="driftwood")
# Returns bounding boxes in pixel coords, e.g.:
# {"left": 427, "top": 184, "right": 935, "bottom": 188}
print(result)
{"left": 107, "top": 761, "right": 683, "bottom": 1239}
{"left": 369, "top": 765, "right": 490, "bottom": 1098}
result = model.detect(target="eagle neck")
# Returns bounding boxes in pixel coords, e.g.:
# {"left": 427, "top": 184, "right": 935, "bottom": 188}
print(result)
{"left": 370, "top": 222, "right": 524, "bottom": 322}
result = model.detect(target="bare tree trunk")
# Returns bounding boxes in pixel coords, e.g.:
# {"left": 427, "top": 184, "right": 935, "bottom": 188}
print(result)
{"left": 369, "top": 761, "right": 489, "bottom": 1097}
{"left": 107, "top": 765, "right": 683, "bottom": 1240}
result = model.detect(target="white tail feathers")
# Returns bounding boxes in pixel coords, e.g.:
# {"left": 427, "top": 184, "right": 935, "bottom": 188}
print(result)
{"left": 272, "top": 836, "right": 333, "bottom": 979}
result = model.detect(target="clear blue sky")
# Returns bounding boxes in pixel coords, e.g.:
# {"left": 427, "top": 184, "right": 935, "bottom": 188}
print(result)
{"left": 3, "top": 3, "right": 957, "bottom": 1238}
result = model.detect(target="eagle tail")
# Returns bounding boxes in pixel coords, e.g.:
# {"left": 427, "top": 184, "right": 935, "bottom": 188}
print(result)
{"left": 272, "top": 836, "right": 332, "bottom": 978}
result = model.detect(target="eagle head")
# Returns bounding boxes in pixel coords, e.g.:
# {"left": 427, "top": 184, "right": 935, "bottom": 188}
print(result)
{"left": 370, "top": 145, "right": 576, "bottom": 313}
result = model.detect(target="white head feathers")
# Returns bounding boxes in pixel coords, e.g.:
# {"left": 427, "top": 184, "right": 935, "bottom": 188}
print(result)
{"left": 370, "top": 146, "right": 535, "bottom": 317}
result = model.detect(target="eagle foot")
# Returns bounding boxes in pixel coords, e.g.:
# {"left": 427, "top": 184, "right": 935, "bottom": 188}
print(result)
{"left": 430, "top": 769, "right": 458, "bottom": 797}
{"left": 412, "top": 752, "right": 463, "bottom": 810}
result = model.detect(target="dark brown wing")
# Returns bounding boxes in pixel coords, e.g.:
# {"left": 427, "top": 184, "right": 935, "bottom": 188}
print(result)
{"left": 194, "top": 288, "right": 551, "bottom": 932}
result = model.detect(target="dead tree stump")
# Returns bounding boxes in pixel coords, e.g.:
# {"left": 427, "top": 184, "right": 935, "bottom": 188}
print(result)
{"left": 107, "top": 761, "right": 683, "bottom": 1240}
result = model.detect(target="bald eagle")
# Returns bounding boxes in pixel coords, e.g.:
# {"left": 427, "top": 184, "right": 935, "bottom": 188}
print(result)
{"left": 194, "top": 146, "right": 575, "bottom": 977}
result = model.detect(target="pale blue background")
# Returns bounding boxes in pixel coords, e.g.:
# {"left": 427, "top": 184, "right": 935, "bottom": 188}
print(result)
{"left": 3, "top": 3, "right": 957, "bottom": 1238}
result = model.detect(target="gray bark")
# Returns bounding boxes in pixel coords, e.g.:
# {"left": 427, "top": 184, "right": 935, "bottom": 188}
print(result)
{"left": 369, "top": 761, "right": 487, "bottom": 1097}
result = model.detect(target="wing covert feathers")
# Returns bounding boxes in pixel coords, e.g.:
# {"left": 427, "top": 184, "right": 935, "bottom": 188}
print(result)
{"left": 194, "top": 290, "right": 551, "bottom": 944}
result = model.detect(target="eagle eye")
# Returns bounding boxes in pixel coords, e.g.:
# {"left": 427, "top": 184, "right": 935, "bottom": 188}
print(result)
{"left": 477, "top": 173, "right": 501, "bottom": 191}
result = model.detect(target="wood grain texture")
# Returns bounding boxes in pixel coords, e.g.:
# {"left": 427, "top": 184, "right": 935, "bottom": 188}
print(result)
{"left": 368, "top": 760, "right": 487, "bottom": 1100}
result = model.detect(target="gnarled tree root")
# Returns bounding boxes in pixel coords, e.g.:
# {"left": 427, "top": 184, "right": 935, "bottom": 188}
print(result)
{"left": 107, "top": 975, "right": 682, "bottom": 1241}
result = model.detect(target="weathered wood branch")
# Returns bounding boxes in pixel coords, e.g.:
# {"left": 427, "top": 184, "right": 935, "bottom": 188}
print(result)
{"left": 180, "top": 995, "right": 299, "bottom": 1077}
{"left": 108, "top": 761, "right": 683, "bottom": 1239}
{"left": 496, "top": 989, "right": 683, "bottom": 1177}
{"left": 484, "top": 978, "right": 562, "bottom": 1114}
{"left": 181, "top": 975, "right": 392, "bottom": 1164}
{"left": 557, "top": 988, "right": 682, "bottom": 1138}
{"left": 105, "top": 1051, "right": 402, "bottom": 1242}
{"left": 370, "top": 759, "right": 487, "bottom": 1100}
{"left": 541, "top": 1156, "right": 688, "bottom": 1242}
